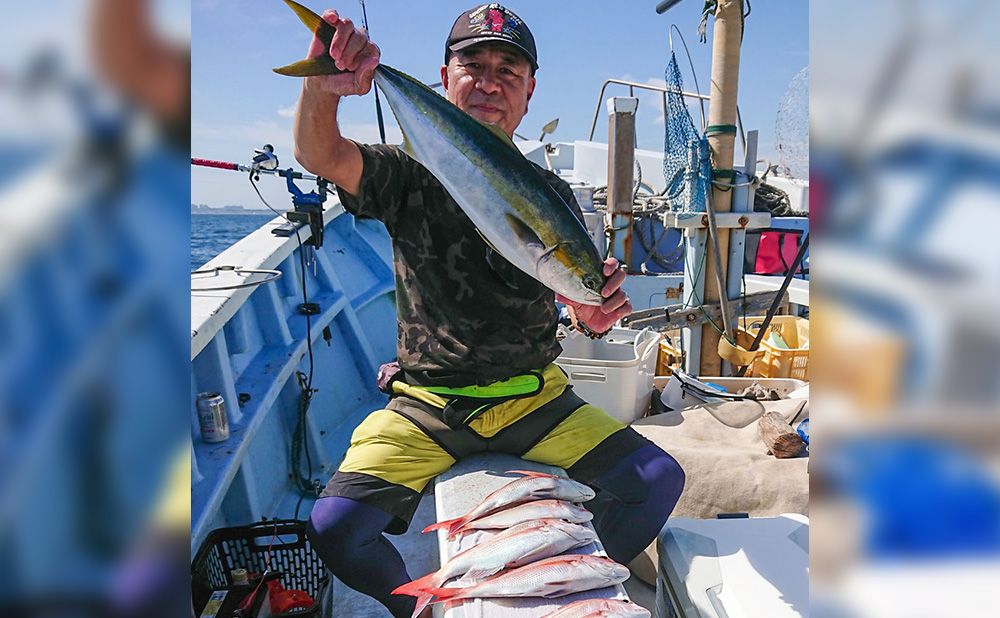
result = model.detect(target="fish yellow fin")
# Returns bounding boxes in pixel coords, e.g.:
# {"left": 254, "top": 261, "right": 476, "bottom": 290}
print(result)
{"left": 282, "top": 0, "right": 332, "bottom": 37}
{"left": 275, "top": 0, "right": 341, "bottom": 77}
{"left": 273, "top": 56, "right": 342, "bottom": 76}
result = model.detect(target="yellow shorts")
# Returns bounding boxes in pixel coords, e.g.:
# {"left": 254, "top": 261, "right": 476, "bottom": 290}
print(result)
{"left": 320, "top": 364, "right": 651, "bottom": 533}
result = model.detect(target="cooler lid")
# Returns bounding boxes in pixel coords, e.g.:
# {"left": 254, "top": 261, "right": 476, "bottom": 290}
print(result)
{"left": 658, "top": 514, "right": 808, "bottom": 618}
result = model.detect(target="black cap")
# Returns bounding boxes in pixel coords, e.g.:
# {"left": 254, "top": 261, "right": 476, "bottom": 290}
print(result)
{"left": 446, "top": 4, "right": 538, "bottom": 72}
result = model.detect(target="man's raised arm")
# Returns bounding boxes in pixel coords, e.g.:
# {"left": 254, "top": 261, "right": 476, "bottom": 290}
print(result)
{"left": 293, "top": 10, "right": 380, "bottom": 197}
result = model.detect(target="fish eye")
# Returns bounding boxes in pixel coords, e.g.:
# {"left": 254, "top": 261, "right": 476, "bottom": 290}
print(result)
{"left": 583, "top": 275, "right": 602, "bottom": 291}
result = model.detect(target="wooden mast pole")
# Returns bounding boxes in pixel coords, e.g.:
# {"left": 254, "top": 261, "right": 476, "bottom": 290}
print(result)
{"left": 700, "top": 0, "right": 744, "bottom": 376}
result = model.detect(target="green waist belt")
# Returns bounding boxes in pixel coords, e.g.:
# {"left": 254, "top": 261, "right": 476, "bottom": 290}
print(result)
{"left": 393, "top": 371, "right": 546, "bottom": 429}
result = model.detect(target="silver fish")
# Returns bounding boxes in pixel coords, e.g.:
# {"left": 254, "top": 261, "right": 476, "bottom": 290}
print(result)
{"left": 393, "top": 519, "right": 597, "bottom": 617}
{"left": 416, "top": 554, "right": 630, "bottom": 605}
{"left": 423, "top": 470, "right": 595, "bottom": 537}
{"left": 542, "top": 598, "right": 651, "bottom": 618}
{"left": 449, "top": 499, "right": 594, "bottom": 538}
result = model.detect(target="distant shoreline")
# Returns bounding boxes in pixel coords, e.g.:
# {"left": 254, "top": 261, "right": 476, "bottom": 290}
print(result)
{"left": 191, "top": 211, "right": 278, "bottom": 216}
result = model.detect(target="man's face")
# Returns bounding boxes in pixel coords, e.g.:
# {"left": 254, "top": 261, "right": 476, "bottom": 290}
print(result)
{"left": 441, "top": 44, "right": 536, "bottom": 138}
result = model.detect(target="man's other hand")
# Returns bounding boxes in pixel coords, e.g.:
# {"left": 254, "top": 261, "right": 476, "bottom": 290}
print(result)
{"left": 304, "top": 10, "right": 380, "bottom": 96}
{"left": 557, "top": 258, "right": 632, "bottom": 335}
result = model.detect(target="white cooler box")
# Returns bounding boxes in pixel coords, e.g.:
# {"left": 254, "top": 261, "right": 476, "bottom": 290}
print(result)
{"left": 659, "top": 371, "right": 807, "bottom": 412}
{"left": 555, "top": 327, "right": 661, "bottom": 424}
{"left": 656, "top": 514, "right": 809, "bottom": 618}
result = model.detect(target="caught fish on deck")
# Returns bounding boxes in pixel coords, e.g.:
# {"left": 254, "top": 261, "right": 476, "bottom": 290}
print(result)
{"left": 447, "top": 499, "right": 594, "bottom": 538}
{"left": 409, "top": 554, "right": 630, "bottom": 607}
{"left": 423, "top": 470, "right": 595, "bottom": 537}
{"left": 541, "top": 598, "right": 651, "bottom": 618}
{"left": 274, "top": 0, "right": 608, "bottom": 305}
{"left": 393, "top": 519, "right": 598, "bottom": 618}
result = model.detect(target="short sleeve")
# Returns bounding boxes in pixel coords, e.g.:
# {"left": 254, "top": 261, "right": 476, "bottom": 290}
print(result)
{"left": 336, "top": 142, "right": 411, "bottom": 229}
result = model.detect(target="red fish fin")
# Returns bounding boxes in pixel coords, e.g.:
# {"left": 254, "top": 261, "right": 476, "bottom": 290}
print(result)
{"left": 506, "top": 469, "right": 558, "bottom": 478}
{"left": 446, "top": 524, "right": 470, "bottom": 540}
{"left": 423, "top": 586, "right": 467, "bottom": 603}
{"left": 422, "top": 516, "right": 465, "bottom": 534}
{"left": 391, "top": 572, "right": 440, "bottom": 597}
{"left": 410, "top": 593, "right": 433, "bottom": 618}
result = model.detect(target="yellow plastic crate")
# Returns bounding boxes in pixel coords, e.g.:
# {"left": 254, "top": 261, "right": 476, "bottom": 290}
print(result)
{"left": 739, "top": 315, "right": 810, "bottom": 380}
{"left": 656, "top": 337, "right": 685, "bottom": 376}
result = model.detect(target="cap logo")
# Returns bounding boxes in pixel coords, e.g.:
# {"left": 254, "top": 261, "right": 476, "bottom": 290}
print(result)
{"left": 468, "top": 4, "right": 522, "bottom": 40}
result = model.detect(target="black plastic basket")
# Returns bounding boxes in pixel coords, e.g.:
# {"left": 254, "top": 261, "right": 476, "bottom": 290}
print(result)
{"left": 192, "top": 519, "right": 329, "bottom": 617}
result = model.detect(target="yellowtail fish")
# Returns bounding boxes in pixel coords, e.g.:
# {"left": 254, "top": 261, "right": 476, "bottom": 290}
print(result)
{"left": 447, "top": 499, "right": 594, "bottom": 539}
{"left": 423, "top": 470, "right": 594, "bottom": 537}
{"left": 413, "top": 554, "right": 629, "bottom": 606}
{"left": 393, "top": 519, "right": 597, "bottom": 618}
{"left": 274, "top": 0, "right": 607, "bottom": 305}
{"left": 542, "top": 598, "right": 651, "bottom": 618}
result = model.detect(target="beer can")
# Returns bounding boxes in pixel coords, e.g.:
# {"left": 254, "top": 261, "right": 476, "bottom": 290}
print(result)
{"left": 197, "top": 392, "right": 230, "bottom": 443}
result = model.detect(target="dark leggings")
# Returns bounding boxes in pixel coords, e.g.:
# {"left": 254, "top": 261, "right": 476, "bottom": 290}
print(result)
{"left": 306, "top": 444, "right": 684, "bottom": 617}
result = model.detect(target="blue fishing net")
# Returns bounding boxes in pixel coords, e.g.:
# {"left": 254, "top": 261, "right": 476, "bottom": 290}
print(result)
{"left": 663, "top": 52, "right": 710, "bottom": 212}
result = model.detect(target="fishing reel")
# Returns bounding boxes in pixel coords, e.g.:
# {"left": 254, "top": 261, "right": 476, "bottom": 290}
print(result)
{"left": 250, "top": 144, "right": 279, "bottom": 177}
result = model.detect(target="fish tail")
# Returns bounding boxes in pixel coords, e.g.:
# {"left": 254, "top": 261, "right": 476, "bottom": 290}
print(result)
{"left": 274, "top": 0, "right": 346, "bottom": 77}
{"left": 447, "top": 523, "right": 472, "bottom": 539}
{"left": 282, "top": 0, "right": 332, "bottom": 36}
{"left": 273, "top": 56, "right": 344, "bottom": 77}
{"left": 422, "top": 516, "right": 466, "bottom": 535}
{"left": 410, "top": 593, "right": 433, "bottom": 618}
{"left": 506, "top": 469, "right": 558, "bottom": 479}
{"left": 423, "top": 586, "right": 467, "bottom": 603}
{"left": 391, "top": 572, "right": 441, "bottom": 598}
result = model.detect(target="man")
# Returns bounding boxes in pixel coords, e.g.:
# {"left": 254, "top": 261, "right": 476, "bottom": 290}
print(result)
{"left": 294, "top": 5, "right": 684, "bottom": 617}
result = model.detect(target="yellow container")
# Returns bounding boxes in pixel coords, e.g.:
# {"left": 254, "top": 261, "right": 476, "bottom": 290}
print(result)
{"left": 656, "top": 338, "right": 685, "bottom": 376}
{"left": 739, "top": 315, "right": 810, "bottom": 380}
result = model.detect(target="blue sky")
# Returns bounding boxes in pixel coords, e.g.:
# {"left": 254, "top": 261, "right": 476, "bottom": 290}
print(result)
{"left": 192, "top": 0, "right": 807, "bottom": 208}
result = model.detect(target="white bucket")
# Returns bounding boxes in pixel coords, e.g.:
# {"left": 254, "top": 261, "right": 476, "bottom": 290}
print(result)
{"left": 555, "top": 327, "right": 662, "bottom": 423}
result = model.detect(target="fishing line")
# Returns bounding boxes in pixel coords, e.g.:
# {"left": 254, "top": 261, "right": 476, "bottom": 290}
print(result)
{"left": 248, "top": 173, "right": 323, "bottom": 516}
{"left": 359, "top": 0, "right": 387, "bottom": 144}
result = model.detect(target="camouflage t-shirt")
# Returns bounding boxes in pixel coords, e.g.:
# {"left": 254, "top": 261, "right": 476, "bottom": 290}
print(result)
{"left": 337, "top": 142, "right": 586, "bottom": 388}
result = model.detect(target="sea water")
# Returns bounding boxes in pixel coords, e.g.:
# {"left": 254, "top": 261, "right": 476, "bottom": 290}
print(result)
{"left": 191, "top": 213, "right": 274, "bottom": 271}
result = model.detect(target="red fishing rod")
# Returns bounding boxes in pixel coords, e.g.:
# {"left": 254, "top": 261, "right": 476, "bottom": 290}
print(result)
{"left": 192, "top": 144, "right": 328, "bottom": 247}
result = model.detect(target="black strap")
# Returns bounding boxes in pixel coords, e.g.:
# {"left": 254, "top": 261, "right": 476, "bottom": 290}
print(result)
{"left": 386, "top": 397, "right": 486, "bottom": 460}
{"left": 386, "top": 387, "right": 586, "bottom": 460}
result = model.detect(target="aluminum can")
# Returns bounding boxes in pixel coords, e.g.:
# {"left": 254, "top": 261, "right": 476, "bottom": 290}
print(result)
{"left": 197, "top": 392, "right": 230, "bottom": 443}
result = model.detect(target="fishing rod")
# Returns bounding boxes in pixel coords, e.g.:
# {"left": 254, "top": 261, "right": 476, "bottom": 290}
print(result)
{"left": 358, "top": 0, "right": 387, "bottom": 145}
{"left": 191, "top": 145, "right": 329, "bottom": 248}
{"left": 191, "top": 149, "right": 320, "bottom": 183}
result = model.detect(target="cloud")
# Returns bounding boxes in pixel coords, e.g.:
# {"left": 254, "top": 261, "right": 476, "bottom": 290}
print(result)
{"left": 277, "top": 104, "right": 296, "bottom": 119}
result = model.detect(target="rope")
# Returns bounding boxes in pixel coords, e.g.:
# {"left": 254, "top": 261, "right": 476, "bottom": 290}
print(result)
{"left": 248, "top": 173, "right": 323, "bottom": 514}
